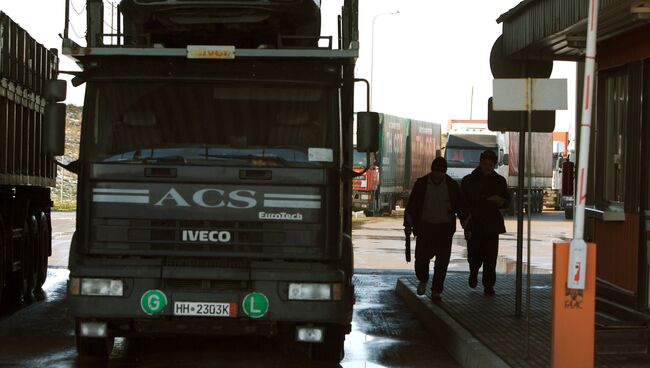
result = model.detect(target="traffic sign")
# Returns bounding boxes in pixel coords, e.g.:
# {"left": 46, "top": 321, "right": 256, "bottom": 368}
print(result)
{"left": 242, "top": 292, "right": 269, "bottom": 319}
{"left": 141, "top": 290, "right": 168, "bottom": 316}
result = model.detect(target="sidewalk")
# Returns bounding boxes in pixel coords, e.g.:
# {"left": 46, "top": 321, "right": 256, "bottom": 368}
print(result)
{"left": 396, "top": 272, "right": 650, "bottom": 368}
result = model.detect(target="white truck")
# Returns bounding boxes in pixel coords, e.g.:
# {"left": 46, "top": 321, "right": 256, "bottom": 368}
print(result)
{"left": 444, "top": 121, "right": 554, "bottom": 215}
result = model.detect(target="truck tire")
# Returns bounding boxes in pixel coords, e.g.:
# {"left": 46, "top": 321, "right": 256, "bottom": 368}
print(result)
{"left": 363, "top": 211, "right": 374, "bottom": 217}
{"left": 311, "top": 325, "right": 345, "bottom": 363}
{"left": 565, "top": 208, "right": 574, "bottom": 220}
{"left": 24, "top": 214, "right": 39, "bottom": 298}
{"left": 8, "top": 217, "right": 33, "bottom": 302}
{"left": 35, "top": 213, "right": 50, "bottom": 290}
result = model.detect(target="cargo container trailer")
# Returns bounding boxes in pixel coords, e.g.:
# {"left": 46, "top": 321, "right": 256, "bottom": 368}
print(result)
{"left": 352, "top": 114, "right": 440, "bottom": 216}
{"left": 0, "top": 12, "right": 61, "bottom": 305}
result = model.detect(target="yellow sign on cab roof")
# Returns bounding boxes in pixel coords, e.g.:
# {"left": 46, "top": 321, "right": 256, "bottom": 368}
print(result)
{"left": 187, "top": 46, "right": 235, "bottom": 60}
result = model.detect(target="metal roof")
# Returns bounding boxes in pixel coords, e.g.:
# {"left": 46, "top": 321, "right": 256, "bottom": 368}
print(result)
{"left": 496, "top": 0, "right": 649, "bottom": 60}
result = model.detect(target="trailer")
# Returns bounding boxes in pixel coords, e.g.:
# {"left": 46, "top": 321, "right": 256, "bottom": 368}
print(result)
{"left": 352, "top": 114, "right": 441, "bottom": 216}
{"left": 444, "top": 121, "right": 554, "bottom": 214}
{"left": 0, "top": 12, "right": 61, "bottom": 305}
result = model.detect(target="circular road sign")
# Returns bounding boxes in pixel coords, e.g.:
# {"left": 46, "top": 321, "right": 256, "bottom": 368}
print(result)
{"left": 141, "top": 290, "right": 168, "bottom": 316}
{"left": 242, "top": 292, "right": 269, "bottom": 319}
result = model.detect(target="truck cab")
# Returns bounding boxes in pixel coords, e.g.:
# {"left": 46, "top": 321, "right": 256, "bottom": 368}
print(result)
{"left": 61, "top": 0, "right": 369, "bottom": 362}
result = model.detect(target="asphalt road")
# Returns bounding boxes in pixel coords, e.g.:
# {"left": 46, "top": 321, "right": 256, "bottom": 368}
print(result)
{"left": 0, "top": 212, "right": 460, "bottom": 368}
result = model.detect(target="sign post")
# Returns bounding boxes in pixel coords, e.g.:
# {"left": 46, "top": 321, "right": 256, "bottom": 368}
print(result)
{"left": 493, "top": 77, "right": 567, "bottom": 358}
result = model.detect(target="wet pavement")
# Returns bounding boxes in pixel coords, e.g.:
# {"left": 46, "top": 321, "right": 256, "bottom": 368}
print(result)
{"left": 0, "top": 212, "right": 459, "bottom": 367}
{"left": 0, "top": 211, "right": 573, "bottom": 367}
{"left": 0, "top": 269, "right": 458, "bottom": 367}
{"left": 352, "top": 210, "right": 572, "bottom": 274}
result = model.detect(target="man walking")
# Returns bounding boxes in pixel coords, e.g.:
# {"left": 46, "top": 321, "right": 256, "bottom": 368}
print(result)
{"left": 461, "top": 150, "right": 510, "bottom": 295}
{"left": 404, "top": 157, "right": 468, "bottom": 301}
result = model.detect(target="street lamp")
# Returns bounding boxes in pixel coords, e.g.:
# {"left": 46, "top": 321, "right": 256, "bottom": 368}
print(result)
{"left": 371, "top": 10, "right": 399, "bottom": 110}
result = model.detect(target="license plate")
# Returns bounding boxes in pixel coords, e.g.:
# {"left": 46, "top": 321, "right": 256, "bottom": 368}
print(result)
{"left": 173, "top": 302, "right": 237, "bottom": 317}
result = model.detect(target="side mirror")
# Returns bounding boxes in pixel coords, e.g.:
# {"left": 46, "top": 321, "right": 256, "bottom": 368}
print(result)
{"left": 356, "top": 112, "right": 380, "bottom": 153}
{"left": 44, "top": 103, "right": 66, "bottom": 155}
{"left": 502, "top": 153, "right": 509, "bottom": 166}
{"left": 45, "top": 80, "right": 67, "bottom": 102}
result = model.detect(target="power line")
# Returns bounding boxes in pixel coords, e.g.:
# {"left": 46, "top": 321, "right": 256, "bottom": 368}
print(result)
{"left": 103, "top": 21, "right": 116, "bottom": 32}
{"left": 70, "top": 0, "right": 86, "bottom": 15}
{"left": 68, "top": 21, "right": 85, "bottom": 41}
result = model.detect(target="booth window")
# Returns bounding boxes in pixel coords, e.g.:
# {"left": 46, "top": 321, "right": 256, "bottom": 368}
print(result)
{"left": 599, "top": 70, "right": 628, "bottom": 205}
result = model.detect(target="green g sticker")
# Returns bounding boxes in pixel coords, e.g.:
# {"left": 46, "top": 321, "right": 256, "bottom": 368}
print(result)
{"left": 141, "top": 290, "right": 168, "bottom": 316}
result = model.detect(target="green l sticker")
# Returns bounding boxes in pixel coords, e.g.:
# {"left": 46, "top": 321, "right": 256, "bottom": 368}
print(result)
{"left": 242, "top": 292, "right": 269, "bottom": 319}
{"left": 141, "top": 290, "right": 168, "bottom": 316}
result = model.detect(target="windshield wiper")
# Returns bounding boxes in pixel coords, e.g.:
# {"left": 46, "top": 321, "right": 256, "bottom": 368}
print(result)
{"left": 206, "top": 154, "right": 289, "bottom": 167}
{"left": 114, "top": 155, "right": 188, "bottom": 165}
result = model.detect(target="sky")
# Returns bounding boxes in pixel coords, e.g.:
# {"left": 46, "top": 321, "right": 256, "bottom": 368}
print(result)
{"left": 1, "top": 0, "right": 576, "bottom": 135}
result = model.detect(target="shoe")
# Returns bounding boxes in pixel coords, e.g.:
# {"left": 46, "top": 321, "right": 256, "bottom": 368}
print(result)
{"left": 468, "top": 273, "right": 478, "bottom": 289}
{"left": 430, "top": 290, "right": 442, "bottom": 301}
{"left": 417, "top": 281, "right": 426, "bottom": 296}
{"left": 484, "top": 287, "right": 495, "bottom": 295}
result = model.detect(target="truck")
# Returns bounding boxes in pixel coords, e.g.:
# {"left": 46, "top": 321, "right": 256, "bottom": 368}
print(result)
{"left": 444, "top": 120, "right": 554, "bottom": 214}
{"left": 57, "top": 0, "right": 370, "bottom": 362}
{"left": 352, "top": 114, "right": 441, "bottom": 216}
{"left": 0, "top": 12, "right": 61, "bottom": 306}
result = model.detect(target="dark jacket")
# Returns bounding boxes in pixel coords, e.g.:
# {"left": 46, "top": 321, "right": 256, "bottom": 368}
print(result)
{"left": 461, "top": 167, "right": 511, "bottom": 236}
{"left": 404, "top": 174, "right": 468, "bottom": 236}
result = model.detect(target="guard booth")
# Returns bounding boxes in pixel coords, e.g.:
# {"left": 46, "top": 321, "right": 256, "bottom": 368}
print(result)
{"left": 497, "top": 0, "right": 650, "bottom": 353}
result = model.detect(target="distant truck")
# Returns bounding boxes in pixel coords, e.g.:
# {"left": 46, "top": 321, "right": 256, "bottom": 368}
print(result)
{"left": 352, "top": 114, "right": 441, "bottom": 216}
{"left": 0, "top": 12, "right": 61, "bottom": 305}
{"left": 444, "top": 120, "right": 555, "bottom": 214}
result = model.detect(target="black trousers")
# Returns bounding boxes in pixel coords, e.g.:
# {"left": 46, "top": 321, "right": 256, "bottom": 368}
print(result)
{"left": 467, "top": 233, "right": 499, "bottom": 289}
{"left": 415, "top": 222, "right": 455, "bottom": 293}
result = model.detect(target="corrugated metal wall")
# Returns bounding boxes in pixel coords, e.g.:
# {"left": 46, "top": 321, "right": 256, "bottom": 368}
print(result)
{"left": 501, "top": 0, "right": 629, "bottom": 56}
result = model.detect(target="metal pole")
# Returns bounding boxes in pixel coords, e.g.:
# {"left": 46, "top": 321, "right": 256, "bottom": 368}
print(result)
{"left": 60, "top": 167, "right": 64, "bottom": 204}
{"left": 525, "top": 79, "right": 533, "bottom": 359}
{"left": 569, "top": 0, "right": 600, "bottom": 290}
{"left": 64, "top": 0, "right": 70, "bottom": 39}
{"left": 515, "top": 116, "right": 526, "bottom": 316}
{"left": 470, "top": 86, "right": 474, "bottom": 120}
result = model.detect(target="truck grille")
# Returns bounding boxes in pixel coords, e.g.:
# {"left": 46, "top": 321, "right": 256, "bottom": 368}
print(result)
{"left": 90, "top": 218, "right": 323, "bottom": 257}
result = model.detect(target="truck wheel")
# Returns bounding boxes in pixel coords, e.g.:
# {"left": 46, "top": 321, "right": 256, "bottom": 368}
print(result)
{"left": 35, "top": 213, "right": 50, "bottom": 290}
{"left": 24, "top": 214, "right": 39, "bottom": 298}
{"left": 8, "top": 217, "right": 34, "bottom": 302}
{"left": 363, "top": 211, "right": 374, "bottom": 217}
{"left": 311, "top": 325, "right": 345, "bottom": 363}
{"left": 565, "top": 208, "right": 574, "bottom": 220}
{"left": 76, "top": 335, "right": 115, "bottom": 357}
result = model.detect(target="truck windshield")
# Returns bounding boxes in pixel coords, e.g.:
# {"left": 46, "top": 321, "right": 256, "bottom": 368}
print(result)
{"left": 86, "top": 82, "right": 337, "bottom": 166}
{"left": 445, "top": 148, "right": 491, "bottom": 168}
{"left": 352, "top": 149, "right": 367, "bottom": 167}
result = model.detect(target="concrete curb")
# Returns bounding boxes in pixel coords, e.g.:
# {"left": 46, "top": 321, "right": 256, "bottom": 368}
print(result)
{"left": 395, "top": 278, "right": 510, "bottom": 368}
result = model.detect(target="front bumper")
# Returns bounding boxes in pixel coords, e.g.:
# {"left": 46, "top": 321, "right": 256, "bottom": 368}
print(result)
{"left": 68, "top": 264, "right": 352, "bottom": 337}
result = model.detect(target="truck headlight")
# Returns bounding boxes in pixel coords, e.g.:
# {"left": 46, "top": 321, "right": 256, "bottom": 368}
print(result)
{"left": 361, "top": 194, "right": 369, "bottom": 200}
{"left": 288, "top": 283, "right": 342, "bottom": 301}
{"left": 80, "top": 278, "right": 124, "bottom": 296}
